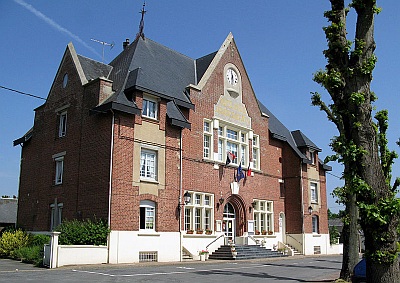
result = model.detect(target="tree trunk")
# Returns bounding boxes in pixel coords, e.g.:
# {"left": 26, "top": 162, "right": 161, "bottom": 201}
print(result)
{"left": 316, "top": 1, "right": 400, "bottom": 282}
{"left": 340, "top": 192, "right": 359, "bottom": 281}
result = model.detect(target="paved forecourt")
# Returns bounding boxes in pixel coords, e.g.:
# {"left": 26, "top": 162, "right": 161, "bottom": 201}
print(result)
{"left": 0, "top": 255, "right": 341, "bottom": 283}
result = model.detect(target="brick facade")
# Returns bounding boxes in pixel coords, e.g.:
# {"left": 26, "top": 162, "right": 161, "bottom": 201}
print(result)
{"left": 16, "top": 34, "right": 330, "bottom": 257}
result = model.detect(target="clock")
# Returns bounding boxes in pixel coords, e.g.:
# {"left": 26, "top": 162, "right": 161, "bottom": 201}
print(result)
{"left": 226, "top": 69, "right": 238, "bottom": 86}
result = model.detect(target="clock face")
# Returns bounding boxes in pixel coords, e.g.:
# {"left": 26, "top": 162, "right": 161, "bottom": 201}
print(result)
{"left": 226, "top": 69, "right": 238, "bottom": 86}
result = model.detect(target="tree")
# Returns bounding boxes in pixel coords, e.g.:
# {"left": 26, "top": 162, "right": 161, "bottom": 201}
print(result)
{"left": 312, "top": 1, "right": 400, "bottom": 282}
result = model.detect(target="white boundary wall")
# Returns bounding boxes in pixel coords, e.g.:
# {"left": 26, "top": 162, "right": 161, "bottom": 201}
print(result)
{"left": 108, "top": 231, "right": 181, "bottom": 263}
{"left": 57, "top": 245, "right": 108, "bottom": 267}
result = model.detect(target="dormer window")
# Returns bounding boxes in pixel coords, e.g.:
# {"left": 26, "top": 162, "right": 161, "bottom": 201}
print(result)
{"left": 309, "top": 150, "right": 317, "bottom": 165}
{"left": 142, "top": 96, "right": 158, "bottom": 119}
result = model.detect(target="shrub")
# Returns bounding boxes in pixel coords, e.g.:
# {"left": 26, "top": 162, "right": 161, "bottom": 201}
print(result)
{"left": 0, "top": 230, "right": 30, "bottom": 257}
{"left": 56, "top": 218, "right": 109, "bottom": 246}
{"left": 29, "top": 234, "right": 50, "bottom": 247}
{"left": 13, "top": 246, "right": 43, "bottom": 266}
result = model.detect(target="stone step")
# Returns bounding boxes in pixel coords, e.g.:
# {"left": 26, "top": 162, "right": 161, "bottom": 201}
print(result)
{"left": 208, "top": 245, "right": 288, "bottom": 260}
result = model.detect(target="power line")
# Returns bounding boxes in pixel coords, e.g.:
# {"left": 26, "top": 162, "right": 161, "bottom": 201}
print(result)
{"left": 0, "top": 85, "right": 47, "bottom": 101}
{"left": 327, "top": 171, "right": 342, "bottom": 179}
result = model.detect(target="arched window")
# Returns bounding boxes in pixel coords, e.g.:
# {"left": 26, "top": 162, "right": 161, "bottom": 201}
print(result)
{"left": 140, "top": 200, "right": 155, "bottom": 230}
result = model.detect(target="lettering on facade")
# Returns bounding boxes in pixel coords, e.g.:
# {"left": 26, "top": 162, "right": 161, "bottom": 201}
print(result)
{"left": 214, "top": 95, "right": 251, "bottom": 128}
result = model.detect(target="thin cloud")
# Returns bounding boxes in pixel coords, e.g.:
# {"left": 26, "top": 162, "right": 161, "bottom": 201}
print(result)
{"left": 14, "top": 0, "right": 102, "bottom": 59}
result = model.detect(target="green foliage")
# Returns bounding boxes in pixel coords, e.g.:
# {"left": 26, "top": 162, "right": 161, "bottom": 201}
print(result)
{"left": 314, "top": 0, "right": 400, "bottom": 269}
{"left": 29, "top": 234, "right": 50, "bottom": 247}
{"left": 0, "top": 230, "right": 30, "bottom": 257}
{"left": 12, "top": 245, "right": 44, "bottom": 267}
{"left": 329, "top": 226, "right": 340, "bottom": 245}
{"left": 56, "top": 218, "right": 109, "bottom": 246}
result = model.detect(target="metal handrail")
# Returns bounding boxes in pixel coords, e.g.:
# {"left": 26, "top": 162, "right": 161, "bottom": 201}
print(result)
{"left": 247, "top": 235, "right": 260, "bottom": 245}
{"left": 286, "top": 234, "right": 303, "bottom": 248}
{"left": 206, "top": 234, "right": 225, "bottom": 250}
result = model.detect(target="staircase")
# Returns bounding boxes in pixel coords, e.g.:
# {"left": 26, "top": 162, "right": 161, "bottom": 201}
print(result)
{"left": 182, "top": 247, "right": 194, "bottom": 261}
{"left": 286, "top": 244, "right": 302, "bottom": 256}
{"left": 208, "top": 245, "right": 288, "bottom": 260}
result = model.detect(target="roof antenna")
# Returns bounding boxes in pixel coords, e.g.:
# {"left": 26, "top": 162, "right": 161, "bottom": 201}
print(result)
{"left": 136, "top": 1, "right": 146, "bottom": 40}
{"left": 90, "top": 38, "right": 115, "bottom": 63}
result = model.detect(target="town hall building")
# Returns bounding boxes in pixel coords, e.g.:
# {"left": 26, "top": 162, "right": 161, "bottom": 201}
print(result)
{"left": 14, "top": 17, "right": 332, "bottom": 263}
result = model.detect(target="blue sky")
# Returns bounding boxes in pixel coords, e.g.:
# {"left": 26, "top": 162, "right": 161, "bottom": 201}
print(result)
{"left": 1, "top": 1, "right": 399, "bottom": 212}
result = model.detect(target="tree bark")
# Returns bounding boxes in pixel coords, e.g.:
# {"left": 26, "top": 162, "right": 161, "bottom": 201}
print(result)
{"left": 340, "top": 191, "right": 359, "bottom": 281}
{"left": 318, "top": 1, "right": 400, "bottom": 282}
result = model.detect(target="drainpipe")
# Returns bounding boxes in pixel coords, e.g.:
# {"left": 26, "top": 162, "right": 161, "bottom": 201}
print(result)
{"left": 179, "top": 128, "right": 183, "bottom": 262}
{"left": 300, "top": 160, "right": 305, "bottom": 255}
{"left": 107, "top": 110, "right": 115, "bottom": 262}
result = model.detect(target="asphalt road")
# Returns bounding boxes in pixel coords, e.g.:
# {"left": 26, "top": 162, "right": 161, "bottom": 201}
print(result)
{"left": 0, "top": 255, "right": 341, "bottom": 283}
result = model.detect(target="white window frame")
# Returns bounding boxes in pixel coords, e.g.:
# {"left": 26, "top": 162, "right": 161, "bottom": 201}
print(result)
{"left": 310, "top": 182, "right": 318, "bottom": 203}
{"left": 58, "top": 111, "right": 67, "bottom": 137}
{"left": 50, "top": 203, "right": 63, "bottom": 230}
{"left": 218, "top": 124, "right": 249, "bottom": 165}
{"left": 203, "top": 120, "right": 212, "bottom": 159}
{"left": 309, "top": 150, "right": 316, "bottom": 165}
{"left": 184, "top": 191, "right": 214, "bottom": 231}
{"left": 140, "top": 200, "right": 156, "bottom": 230}
{"left": 253, "top": 199, "right": 273, "bottom": 233}
{"left": 140, "top": 149, "right": 157, "bottom": 181}
{"left": 142, "top": 96, "right": 158, "bottom": 119}
{"left": 55, "top": 156, "right": 64, "bottom": 185}
{"left": 252, "top": 135, "right": 260, "bottom": 170}
{"left": 312, "top": 215, "right": 319, "bottom": 233}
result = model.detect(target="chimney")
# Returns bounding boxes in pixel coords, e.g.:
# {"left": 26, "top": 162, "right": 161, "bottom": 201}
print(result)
{"left": 123, "top": 38, "right": 130, "bottom": 50}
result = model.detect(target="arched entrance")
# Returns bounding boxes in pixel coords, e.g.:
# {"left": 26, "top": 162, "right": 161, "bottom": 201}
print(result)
{"left": 223, "top": 203, "right": 235, "bottom": 241}
{"left": 223, "top": 195, "right": 246, "bottom": 243}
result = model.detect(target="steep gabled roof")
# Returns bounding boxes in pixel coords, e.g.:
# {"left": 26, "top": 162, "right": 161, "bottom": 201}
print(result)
{"left": 257, "top": 100, "right": 310, "bottom": 164}
{"left": 196, "top": 51, "right": 217, "bottom": 83}
{"left": 292, "top": 130, "right": 321, "bottom": 152}
{"left": 77, "top": 55, "right": 112, "bottom": 81}
{"left": 108, "top": 37, "right": 195, "bottom": 110}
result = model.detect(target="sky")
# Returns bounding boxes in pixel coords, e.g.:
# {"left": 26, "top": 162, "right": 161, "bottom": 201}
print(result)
{"left": 1, "top": 0, "right": 400, "bottom": 213}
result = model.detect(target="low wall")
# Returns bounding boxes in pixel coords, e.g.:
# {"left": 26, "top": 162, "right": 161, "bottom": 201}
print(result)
{"left": 327, "top": 243, "right": 343, "bottom": 255}
{"left": 108, "top": 231, "right": 181, "bottom": 263}
{"left": 57, "top": 245, "right": 108, "bottom": 267}
{"left": 46, "top": 232, "right": 108, "bottom": 268}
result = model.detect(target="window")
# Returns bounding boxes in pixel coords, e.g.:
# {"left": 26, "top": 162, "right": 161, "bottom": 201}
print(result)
{"left": 253, "top": 200, "right": 273, "bottom": 233}
{"left": 214, "top": 122, "right": 254, "bottom": 165}
{"left": 309, "top": 150, "right": 316, "bottom": 165}
{"left": 140, "top": 149, "right": 157, "bottom": 180}
{"left": 252, "top": 135, "right": 260, "bottom": 169}
{"left": 312, "top": 215, "right": 319, "bottom": 233}
{"left": 203, "top": 120, "right": 212, "bottom": 159}
{"left": 142, "top": 97, "right": 157, "bottom": 119}
{"left": 58, "top": 111, "right": 67, "bottom": 137}
{"left": 50, "top": 203, "right": 63, "bottom": 230}
{"left": 55, "top": 157, "right": 64, "bottom": 185}
{"left": 140, "top": 200, "right": 155, "bottom": 230}
{"left": 184, "top": 192, "right": 214, "bottom": 231}
{"left": 310, "top": 182, "right": 318, "bottom": 203}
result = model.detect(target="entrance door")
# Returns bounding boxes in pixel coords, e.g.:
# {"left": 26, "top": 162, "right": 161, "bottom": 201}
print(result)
{"left": 223, "top": 203, "right": 236, "bottom": 242}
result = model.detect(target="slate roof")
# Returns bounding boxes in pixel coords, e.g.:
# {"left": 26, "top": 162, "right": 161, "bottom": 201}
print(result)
{"left": 292, "top": 130, "right": 321, "bottom": 151}
{"left": 108, "top": 37, "right": 195, "bottom": 110}
{"left": 257, "top": 100, "right": 331, "bottom": 170}
{"left": 77, "top": 55, "right": 112, "bottom": 81}
{"left": 196, "top": 51, "right": 217, "bottom": 83}
{"left": 0, "top": 198, "right": 17, "bottom": 224}
{"left": 257, "top": 100, "right": 309, "bottom": 163}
